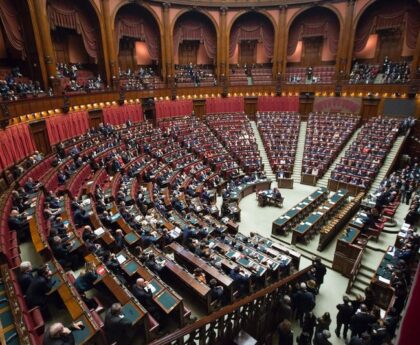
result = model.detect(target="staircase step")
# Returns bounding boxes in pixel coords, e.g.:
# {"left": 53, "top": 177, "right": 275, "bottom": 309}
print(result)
{"left": 316, "top": 127, "right": 362, "bottom": 188}
{"left": 367, "top": 135, "right": 407, "bottom": 194}
{"left": 251, "top": 121, "right": 275, "bottom": 179}
{"left": 291, "top": 121, "right": 307, "bottom": 183}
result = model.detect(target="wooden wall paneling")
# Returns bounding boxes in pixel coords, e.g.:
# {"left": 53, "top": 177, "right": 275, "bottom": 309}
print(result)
{"left": 361, "top": 97, "right": 380, "bottom": 122}
{"left": 299, "top": 94, "right": 314, "bottom": 120}
{"left": 29, "top": 120, "right": 51, "bottom": 154}
{"left": 88, "top": 109, "right": 103, "bottom": 128}
{"left": 244, "top": 96, "right": 258, "bottom": 120}
{"left": 192, "top": 99, "right": 206, "bottom": 118}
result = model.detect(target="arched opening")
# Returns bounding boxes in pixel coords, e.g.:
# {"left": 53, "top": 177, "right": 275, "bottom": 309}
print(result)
{"left": 228, "top": 12, "right": 275, "bottom": 86}
{"left": 350, "top": 0, "right": 419, "bottom": 84}
{"left": 0, "top": 0, "right": 44, "bottom": 99}
{"left": 47, "top": 0, "right": 105, "bottom": 91}
{"left": 286, "top": 7, "right": 340, "bottom": 84}
{"left": 114, "top": 2, "right": 162, "bottom": 89}
{"left": 173, "top": 11, "right": 217, "bottom": 87}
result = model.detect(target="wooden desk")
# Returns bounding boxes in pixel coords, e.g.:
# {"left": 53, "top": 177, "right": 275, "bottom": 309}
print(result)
{"left": 272, "top": 188, "right": 328, "bottom": 236}
{"left": 168, "top": 242, "right": 234, "bottom": 304}
{"left": 228, "top": 179, "right": 273, "bottom": 203}
{"left": 277, "top": 178, "right": 294, "bottom": 189}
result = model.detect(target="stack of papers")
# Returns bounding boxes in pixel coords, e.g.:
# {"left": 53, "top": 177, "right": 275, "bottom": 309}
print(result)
{"left": 117, "top": 254, "right": 127, "bottom": 264}
{"left": 94, "top": 227, "right": 105, "bottom": 236}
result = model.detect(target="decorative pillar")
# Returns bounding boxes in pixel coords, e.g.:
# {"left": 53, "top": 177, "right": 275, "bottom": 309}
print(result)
{"left": 162, "top": 3, "right": 173, "bottom": 80}
{"left": 411, "top": 32, "right": 420, "bottom": 81}
{"left": 101, "top": 0, "right": 115, "bottom": 84}
{"left": 220, "top": 7, "right": 228, "bottom": 79}
{"left": 33, "top": 0, "right": 57, "bottom": 84}
{"left": 275, "top": 5, "right": 287, "bottom": 78}
{"left": 343, "top": 0, "right": 356, "bottom": 77}
{"left": 280, "top": 6, "right": 289, "bottom": 81}
{"left": 26, "top": 0, "right": 49, "bottom": 89}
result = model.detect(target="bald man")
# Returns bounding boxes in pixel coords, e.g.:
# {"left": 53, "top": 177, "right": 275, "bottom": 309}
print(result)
{"left": 42, "top": 321, "right": 83, "bottom": 345}
{"left": 131, "top": 278, "right": 162, "bottom": 322}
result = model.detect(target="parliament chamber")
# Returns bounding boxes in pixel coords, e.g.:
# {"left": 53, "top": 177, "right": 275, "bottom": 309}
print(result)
{"left": 0, "top": 0, "right": 419, "bottom": 344}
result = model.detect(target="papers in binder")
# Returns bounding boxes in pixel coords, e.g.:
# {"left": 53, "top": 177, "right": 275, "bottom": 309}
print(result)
{"left": 117, "top": 254, "right": 126, "bottom": 264}
{"left": 147, "top": 284, "right": 156, "bottom": 294}
{"left": 94, "top": 227, "right": 105, "bottom": 236}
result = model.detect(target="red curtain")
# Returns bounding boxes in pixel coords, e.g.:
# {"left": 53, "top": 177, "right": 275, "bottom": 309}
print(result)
{"left": 47, "top": 0, "right": 98, "bottom": 61}
{"left": 229, "top": 16, "right": 274, "bottom": 59}
{"left": 115, "top": 12, "right": 160, "bottom": 60}
{"left": 257, "top": 96, "right": 299, "bottom": 112}
{"left": 155, "top": 100, "right": 193, "bottom": 119}
{"left": 397, "top": 264, "right": 420, "bottom": 345}
{"left": 46, "top": 111, "right": 89, "bottom": 145}
{"left": 354, "top": 0, "right": 420, "bottom": 53}
{"left": 0, "top": 123, "right": 35, "bottom": 170}
{"left": 0, "top": 0, "right": 25, "bottom": 58}
{"left": 103, "top": 104, "right": 143, "bottom": 125}
{"left": 205, "top": 97, "right": 245, "bottom": 114}
{"left": 287, "top": 8, "right": 339, "bottom": 56}
{"left": 173, "top": 17, "right": 216, "bottom": 60}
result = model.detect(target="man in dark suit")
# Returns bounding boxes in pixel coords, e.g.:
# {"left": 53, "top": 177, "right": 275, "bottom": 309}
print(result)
{"left": 350, "top": 304, "right": 376, "bottom": 337}
{"left": 26, "top": 265, "right": 54, "bottom": 318}
{"left": 42, "top": 320, "right": 84, "bottom": 345}
{"left": 73, "top": 206, "right": 90, "bottom": 227}
{"left": 8, "top": 209, "right": 29, "bottom": 242}
{"left": 132, "top": 278, "right": 162, "bottom": 321}
{"left": 335, "top": 295, "right": 354, "bottom": 339}
{"left": 18, "top": 261, "right": 34, "bottom": 294}
{"left": 104, "top": 303, "right": 133, "bottom": 345}
{"left": 229, "top": 267, "right": 250, "bottom": 296}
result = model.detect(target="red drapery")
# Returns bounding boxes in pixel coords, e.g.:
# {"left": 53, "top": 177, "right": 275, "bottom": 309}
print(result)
{"left": 103, "top": 104, "right": 144, "bottom": 125}
{"left": 256, "top": 96, "right": 299, "bottom": 112}
{"left": 0, "top": 0, "right": 25, "bottom": 58}
{"left": 206, "top": 97, "right": 245, "bottom": 114}
{"left": 354, "top": 1, "right": 420, "bottom": 53}
{"left": 0, "top": 123, "right": 35, "bottom": 170}
{"left": 155, "top": 100, "right": 193, "bottom": 119}
{"left": 397, "top": 264, "right": 420, "bottom": 345}
{"left": 173, "top": 18, "right": 216, "bottom": 60}
{"left": 47, "top": 0, "right": 98, "bottom": 61}
{"left": 229, "top": 17, "right": 274, "bottom": 59}
{"left": 115, "top": 12, "right": 160, "bottom": 60}
{"left": 287, "top": 9, "right": 339, "bottom": 56}
{"left": 46, "top": 111, "right": 89, "bottom": 145}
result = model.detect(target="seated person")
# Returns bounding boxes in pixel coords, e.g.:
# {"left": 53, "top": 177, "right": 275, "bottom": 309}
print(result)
{"left": 42, "top": 320, "right": 84, "bottom": 345}
{"left": 24, "top": 177, "right": 41, "bottom": 194}
{"left": 74, "top": 262, "right": 100, "bottom": 311}
{"left": 73, "top": 205, "right": 91, "bottom": 227}
{"left": 132, "top": 278, "right": 162, "bottom": 321}
{"left": 193, "top": 268, "right": 207, "bottom": 284}
{"left": 229, "top": 266, "right": 250, "bottom": 296}
{"left": 51, "top": 236, "right": 79, "bottom": 270}
{"left": 8, "top": 209, "right": 30, "bottom": 242}
{"left": 18, "top": 261, "right": 34, "bottom": 294}
{"left": 209, "top": 278, "right": 226, "bottom": 306}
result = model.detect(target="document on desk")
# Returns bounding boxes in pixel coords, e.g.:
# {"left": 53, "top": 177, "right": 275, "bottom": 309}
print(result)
{"left": 117, "top": 254, "right": 127, "bottom": 264}
{"left": 94, "top": 227, "right": 105, "bottom": 236}
{"left": 378, "top": 276, "right": 391, "bottom": 284}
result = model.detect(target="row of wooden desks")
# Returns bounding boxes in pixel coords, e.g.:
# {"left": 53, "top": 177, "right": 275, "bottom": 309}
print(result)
{"left": 0, "top": 265, "right": 30, "bottom": 345}
{"left": 166, "top": 242, "right": 235, "bottom": 311}
{"left": 228, "top": 179, "right": 273, "bottom": 203}
{"left": 144, "top": 246, "right": 212, "bottom": 312}
{"left": 291, "top": 189, "right": 348, "bottom": 244}
{"left": 272, "top": 188, "right": 328, "bottom": 236}
{"left": 114, "top": 249, "right": 184, "bottom": 324}
{"left": 45, "top": 260, "right": 101, "bottom": 344}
